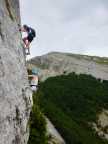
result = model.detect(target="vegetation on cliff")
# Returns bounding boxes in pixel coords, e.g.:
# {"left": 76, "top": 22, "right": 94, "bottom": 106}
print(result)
{"left": 36, "top": 73, "right": 108, "bottom": 144}
{"left": 28, "top": 92, "right": 48, "bottom": 144}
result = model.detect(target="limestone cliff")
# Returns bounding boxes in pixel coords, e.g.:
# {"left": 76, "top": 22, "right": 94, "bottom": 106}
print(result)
{"left": 0, "top": 0, "right": 32, "bottom": 144}
{"left": 28, "top": 52, "right": 108, "bottom": 81}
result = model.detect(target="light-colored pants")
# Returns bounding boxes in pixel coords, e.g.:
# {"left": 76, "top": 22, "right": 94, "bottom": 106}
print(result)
{"left": 31, "top": 85, "right": 37, "bottom": 91}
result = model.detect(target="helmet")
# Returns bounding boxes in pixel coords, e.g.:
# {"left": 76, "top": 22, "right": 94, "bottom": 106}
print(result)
{"left": 32, "top": 68, "right": 38, "bottom": 75}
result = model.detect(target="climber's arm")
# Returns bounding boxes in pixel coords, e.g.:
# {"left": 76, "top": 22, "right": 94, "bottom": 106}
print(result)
{"left": 19, "top": 26, "right": 26, "bottom": 32}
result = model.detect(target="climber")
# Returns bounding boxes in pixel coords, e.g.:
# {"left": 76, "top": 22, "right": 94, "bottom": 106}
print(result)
{"left": 28, "top": 68, "right": 39, "bottom": 91}
{"left": 19, "top": 25, "right": 36, "bottom": 55}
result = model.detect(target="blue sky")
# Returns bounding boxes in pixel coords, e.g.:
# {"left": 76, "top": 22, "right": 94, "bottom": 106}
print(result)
{"left": 20, "top": 0, "right": 108, "bottom": 58}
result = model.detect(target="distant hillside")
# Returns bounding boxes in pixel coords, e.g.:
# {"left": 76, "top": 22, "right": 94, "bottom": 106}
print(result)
{"left": 28, "top": 52, "right": 108, "bottom": 81}
{"left": 36, "top": 73, "right": 108, "bottom": 144}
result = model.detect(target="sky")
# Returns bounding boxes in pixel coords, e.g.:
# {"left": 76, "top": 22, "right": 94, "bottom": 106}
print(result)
{"left": 19, "top": 0, "right": 108, "bottom": 58}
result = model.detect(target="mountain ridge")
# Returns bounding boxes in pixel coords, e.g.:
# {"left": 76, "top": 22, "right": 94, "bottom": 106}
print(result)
{"left": 28, "top": 52, "right": 108, "bottom": 81}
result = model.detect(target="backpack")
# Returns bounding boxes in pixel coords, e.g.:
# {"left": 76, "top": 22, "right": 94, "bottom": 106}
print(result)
{"left": 29, "top": 27, "right": 36, "bottom": 37}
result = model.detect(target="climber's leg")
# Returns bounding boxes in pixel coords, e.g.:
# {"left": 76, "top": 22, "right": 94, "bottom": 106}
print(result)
{"left": 23, "top": 37, "right": 28, "bottom": 46}
{"left": 23, "top": 38, "right": 28, "bottom": 47}
{"left": 26, "top": 42, "right": 30, "bottom": 55}
{"left": 23, "top": 37, "right": 30, "bottom": 55}
{"left": 26, "top": 35, "right": 34, "bottom": 54}
{"left": 31, "top": 85, "right": 37, "bottom": 91}
{"left": 23, "top": 34, "right": 33, "bottom": 55}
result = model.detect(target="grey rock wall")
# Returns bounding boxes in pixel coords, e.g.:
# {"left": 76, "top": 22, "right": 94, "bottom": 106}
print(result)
{"left": 0, "top": 0, "right": 32, "bottom": 144}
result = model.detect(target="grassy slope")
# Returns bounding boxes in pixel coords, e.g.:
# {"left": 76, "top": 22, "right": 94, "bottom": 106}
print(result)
{"left": 36, "top": 73, "right": 108, "bottom": 144}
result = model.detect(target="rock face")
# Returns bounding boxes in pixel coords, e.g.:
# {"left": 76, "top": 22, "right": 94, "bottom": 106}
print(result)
{"left": 28, "top": 52, "right": 108, "bottom": 81}
{"left": 0, "top": 0, "right": 32, "bottom": 144}
{"left": 92, "top": 110, "right": 108, "bottom": 140}
{"left": 46, "top": 118, "right": 65, "bottom": 144}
